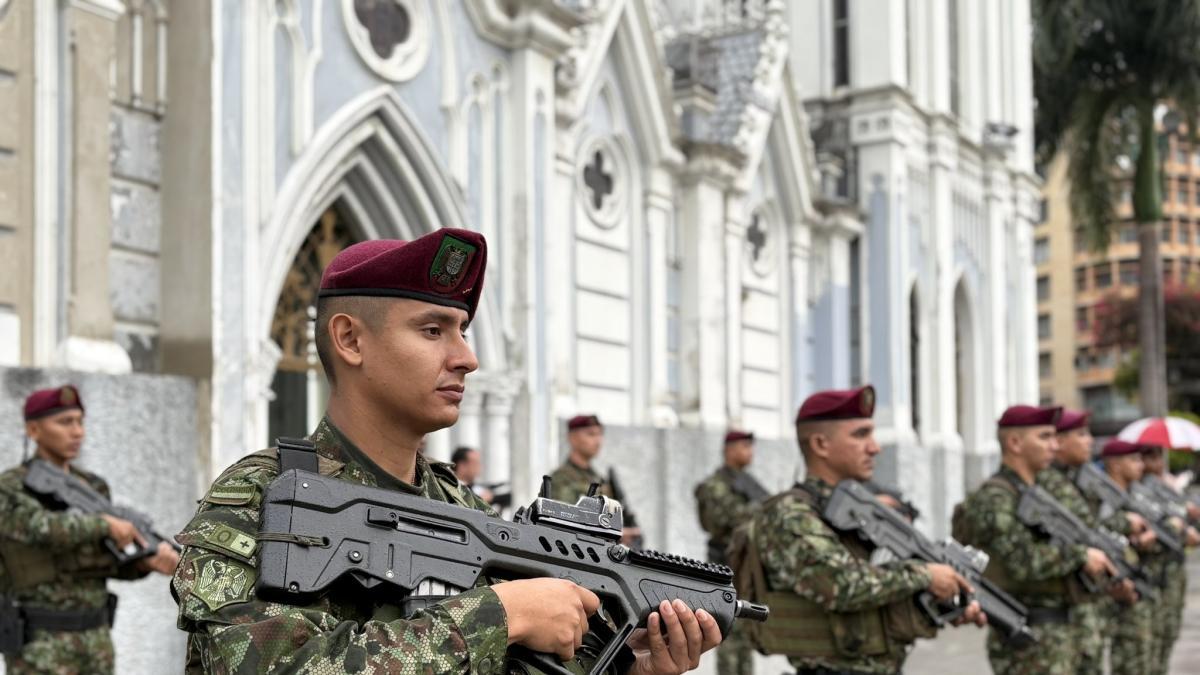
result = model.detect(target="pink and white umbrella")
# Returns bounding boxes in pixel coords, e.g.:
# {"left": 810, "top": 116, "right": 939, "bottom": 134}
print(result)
{"left": 1116, "top": 416, "right": 1200, "bottom": 450}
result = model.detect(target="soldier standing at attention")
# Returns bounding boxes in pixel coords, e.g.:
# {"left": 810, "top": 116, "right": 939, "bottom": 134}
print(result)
{"left": 694, "top": 429, "right": 768, "bottom": 675}
{"left": 953, "top": 405, "right": 1117, "bottom": 675}
{"left": 1137, "top": 444, "right": 1199, "bottom": 675}
{"left": 549, "top": 414, "right": 643, "bottom": 546}
{"left": 746, "top": 385, "right": 985, "bottom": 675}
{"left": 0, "top": 385, "right": 180, "bottom": 674}
{"left": 171, "top": 229, "right": 720, "bottom": 674}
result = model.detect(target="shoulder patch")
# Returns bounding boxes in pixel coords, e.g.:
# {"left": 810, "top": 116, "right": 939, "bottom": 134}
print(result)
{"left": 201, "top": 523, "right": 259, "bottom": 559}
{"left": 190, "top": 554, "right": 256, "bottom": 611}
{"left": 203, "top": 483, "right": 258, "bottom": 506}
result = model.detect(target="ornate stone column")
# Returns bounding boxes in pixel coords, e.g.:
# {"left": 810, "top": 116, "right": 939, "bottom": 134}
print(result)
{"left": 483, "top": 377, "right": 520, "bottom": 485}
{"left": 56, "top": 0, "right": 131, "bottom": 373}
{"left": 456, "top": 388, "right": 485, "bottom": 451}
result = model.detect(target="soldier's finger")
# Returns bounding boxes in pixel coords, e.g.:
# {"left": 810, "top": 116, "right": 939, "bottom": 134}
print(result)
{"left": 696, "top": 609, "right": 722, "bottom": 650}
{"left": 575, "top": 586, "right": 601, "bottom": 616}
{"left": 645, "top": 612, "right": 669, "bottom": 664}
{"left": 953, "top": 571, "right": 973, "bottom": 595}
{"left": 671, "top": 599, "right": 703, "bottom": 667}
{"left": 660, "top": 600, "right": 689, "bottom": 667}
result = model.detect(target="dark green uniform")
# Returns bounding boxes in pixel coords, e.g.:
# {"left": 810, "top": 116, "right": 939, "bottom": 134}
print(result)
{"left": 0, "top": 461, "right": 148, "bottom": 675}
{"left": 1139, "top": 475, "right": 1188, "bottom": 675}
{"left": 694, "top": 466, "right": 768, "bottom": 675}
{"left": 548, "top": 460, "right": 613, "bottom": 504}
{"left": 954, "top": 466, "right": 1090, "bottom": 675}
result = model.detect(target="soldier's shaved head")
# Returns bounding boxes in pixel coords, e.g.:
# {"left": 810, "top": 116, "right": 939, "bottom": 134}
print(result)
{"left": 314, "top": 296, "right": 392, "bottom": 385}
{"left": 795, "top": 420, "right": 838, "bottom": 456}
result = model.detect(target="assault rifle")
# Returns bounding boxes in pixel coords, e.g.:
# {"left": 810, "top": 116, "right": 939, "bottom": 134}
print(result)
{"left": 257, "top": 471, "right": 769, "bottom": 675}
{"left": 1074, "top": 463, "right": 1184, "bottom": 560}
{"left": 1015, "top": 481, "right": 1159, "bottom": 599}
{"left": 863, "top": 479, "right": 920, "bottom": 522}
{"left": 822, "top": 480, "right": 1036, "bottom": 647}
{"left": 22, "top": 458, "right": 179, "bottom": 565}
{"left": 1132, "top": 478, "right": 1189, "bottom": 523}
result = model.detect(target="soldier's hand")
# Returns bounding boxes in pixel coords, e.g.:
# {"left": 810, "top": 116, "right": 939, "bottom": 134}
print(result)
{"left": 925, "top": 563, "right": 972, "bottom": 603}
{"left": 137, "top": 541, "right": 181, "bottom": 575}
{"left": 1186, "top": 502, "right": 1200, "bottom": 523}
{"left": 1126, "top": 512, "right": 1149, "bottom": 534}
{"left": 1132, "top": 528, "right": 1158, "bottom": 551}
{"left": 101, "top": 515, "right": 146, "bottom": 552}
{"left": 950, "top": 600, "right": 987, "bottom": 628}
{"left": 627, "top": 599, "right": 722, "bottom": 674}
{"left": 494, "top": 578, "right": 599, "bottom": 662}
{"left": 1082, "top": 548, "right": 1117, "bottom": 580}
{"left": 1186, "top": 526, "right": 1200, "bottom": 547}
{"left": 1108, "top": 578, "right": 1138, "bottom": 605}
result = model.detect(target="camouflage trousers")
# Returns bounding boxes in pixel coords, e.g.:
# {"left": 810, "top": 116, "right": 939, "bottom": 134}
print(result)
{"left": 1070, "top": 601, "right": 1105, "bottom": 675}
{"left": 2, "top": 627, "right": 114, "bottom": 675}
{"left": 715, "top": 619, "right": 753, "bottom": 675}
{"left": 987, "top": 619, "right": 1077, "bottom": 675}
{"left": 1107, "top": 595, "right": 1154, "bottom": 675}
{"left": 1149, "top": 563, "right": 1186, "bottom": 675}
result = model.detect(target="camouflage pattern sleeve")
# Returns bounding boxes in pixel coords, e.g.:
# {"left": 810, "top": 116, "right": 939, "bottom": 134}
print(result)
{"left": 758, "top": 494, "right": 932, "bottom": 613}
{"left": 0, "top": 469, "right": 109, "bottom": 549}
{"left": 694, "top": 476, "right": 754, "bottom": 544}
{"left": 173, "top": 461, "right": 510, "bottom": 675}
{"left": 966, "top": 485, "right": 1089, "bottom": 582}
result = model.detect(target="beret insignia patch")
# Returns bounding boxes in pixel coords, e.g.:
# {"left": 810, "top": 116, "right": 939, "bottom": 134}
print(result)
{"left": 192, "top": 555, "right": 255, "bottom": 611}
{"left": 860, "top": 387, "right": 874, "bottom": 416}
{"left": 430, "top": 235, "right": 477, "bottom": 291}
{"left": 60, "top": 387, "right": 77, "bottom": 405}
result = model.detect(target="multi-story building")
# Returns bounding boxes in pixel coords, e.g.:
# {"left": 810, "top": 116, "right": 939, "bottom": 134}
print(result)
{"left": 1038, "top": 132, "right": 1200, "bottom": 430}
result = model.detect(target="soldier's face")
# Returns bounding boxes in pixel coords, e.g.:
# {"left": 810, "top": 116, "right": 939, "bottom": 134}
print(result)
{"left": 1017, "top": 425, "right": 1057, "bottom": 471}
{"left": 1111, "top": 454, "right": 1145, "bottom": 483}
{"left": 1141, "top": 448, "right": 1165, "bottom": 475}
{"left": 1056, "top": 428, "right": 1093, "bottom": 466}
{"left": 725, "top": 439, "right": 754, "bottom": 468}
{"left": 828, "top": 419, "right": 880, "bottom": 481}
{"left": 456, "top": 450, "right": 482, "bottom": 483}
{"left": 26, "top": 410, "right": 85, "bottom": 464}
{"left": 358, "top": 300, "right": 479, "bottom": 433}
{"left": 569, "top": 427, "right": 604, "bottom": 459}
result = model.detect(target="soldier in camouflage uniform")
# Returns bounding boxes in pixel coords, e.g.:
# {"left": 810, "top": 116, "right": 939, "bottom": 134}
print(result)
{"left": 1138, "top": 444, "right": 1200, "bottom": 675}
{"left": 549, "top": 415, "right": 642, "bottom": 547}
{"left": 953, "top": 405, "right": 1117, "bottom": 675}
{"left": 172, "top": 230, "right": 722, "bottom": 674}
{"left": 1, "top": 385, "right": 180, "bottom": 675}
{"left": 745, "top": 386, "right": 984, "bottom": 675}
{"left": 694, "top": 429, "right": 768, "bottom": 675}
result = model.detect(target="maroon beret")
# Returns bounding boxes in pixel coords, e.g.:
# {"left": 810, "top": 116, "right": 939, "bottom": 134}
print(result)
{"left": 724, "top": 429, "right": 755, "bottom": 444}
{"left": 796, "top": 385, "right": 875, "bottom": 423}
{"left": 1101, "top": 439, "right": 1141, "bottom": 458}
{"left": 1056, "top": 409, "right": 1091, "bottom": 433}
{"left": 24, "top": 385, "right": 85, "bottom": 421}
{"left": 998, "top": 404, "right": 1062, "bottom": 428}
{"left": 567, "top": 414, "right": 602, "bottom": 431}
{"left": 319, "top": 228, "right": 487, "bottom": 319}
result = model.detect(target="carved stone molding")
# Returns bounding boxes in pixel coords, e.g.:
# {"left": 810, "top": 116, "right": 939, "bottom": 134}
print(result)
{"left": 342, "top": 0, "right": 430, "bottom": 83}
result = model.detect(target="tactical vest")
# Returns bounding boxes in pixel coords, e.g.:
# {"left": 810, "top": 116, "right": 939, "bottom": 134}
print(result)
{"left": 731, "top": 485, "right": 934, "bottom": 659}
{"left": 951, "top": 474, "right": 1084, "bottom": 604}
{"left": 0, "top": 473, "right": 117, "bottom": 593}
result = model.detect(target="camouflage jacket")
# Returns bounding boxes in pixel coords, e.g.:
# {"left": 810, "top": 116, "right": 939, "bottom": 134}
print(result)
{"left": 755, "top": 477, "right": 933, "bottom": 673}
{"left": 173, "top": 418, "right": 520, "bottom": 675}
{"left": 0, "top": 460, "right": 145, "bottom": 611}
{"left": 548, "top": 460, "right": 613, "bottom": 504}
{"left": 694, "top": 466, "right": 768, "bottom": 561}
{"left": 956, "top": 465, "right": 1089, "bottom": 609}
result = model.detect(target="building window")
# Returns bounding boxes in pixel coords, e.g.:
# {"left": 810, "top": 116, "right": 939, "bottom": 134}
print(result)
{"left": 1038, "top": 313, "right": 1051, "bottom": 340}
{"left": 1075, "top": 348, "right": 1090, "bottom": 370}
{"left": 1039, "top": 352, "right": 1052, "bottom": 379}
{"left": 1037, "top": 275, "right": 1050, "bottom": 301}
{"left": 1177, "top": 147, "right": 1189, "bottom": 165}
{"left": 1076, "top": 267, "right": 1088, "bottom": 292}
{"left": 1178, "top": 181, "right": 1187, "bottom": 203}
{"left": 849, "top": 237, "right": 863, "bottom": 386}
{"left": 1076, "top": 306, "right": 1089, "bottom": 331}
{"left": 1119, "top": 261, "right": 1139, "bottom": 285}
{"left": 948, "top": 0, "right": 960, "bottom": 116}
{"left": 833, "top": 0, "right": 850, "bottom": 87}
{"left": 1095, "top": 263, "right": 1113, "bottom": 289}
{"left": 1074, "top": 228, "right": 1089, "bottom": 253}
{"left": 1033, "top": 237, "right": 1050, "bottom": 265}
{"left": 1161, "top": 225, "right": 1172, "bottom": 243}
{"left": 1119, "top": 225, "right": 1138, "bottom": 243}
{"left": 1178, "top": 222, "right": 1191, "bottom": 244}
{"left": 1039, "top": 198, "right": 1049, "bottom": 223}
{"left": 1194, "top": 185, "right": 1200, "bottom": 204}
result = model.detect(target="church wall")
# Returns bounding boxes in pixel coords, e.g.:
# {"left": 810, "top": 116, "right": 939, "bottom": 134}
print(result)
{"left": 0, "top": 0, "right": 35, "bottom": 366}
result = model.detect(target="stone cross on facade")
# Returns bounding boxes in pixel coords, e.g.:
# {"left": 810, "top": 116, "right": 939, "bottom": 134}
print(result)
{"left": 747, "top": 213, "right": 767, "bottom": 262}
{"left": 583, "top": 150, "right": 614, "bottom": 210}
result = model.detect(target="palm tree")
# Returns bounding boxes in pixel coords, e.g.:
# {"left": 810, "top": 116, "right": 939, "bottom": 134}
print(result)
{"left": 1034, "top": 0, "right": 1200, "bottom": 416}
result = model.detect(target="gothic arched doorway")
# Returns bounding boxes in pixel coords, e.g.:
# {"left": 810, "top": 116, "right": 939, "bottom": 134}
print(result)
{"left": 267, "top": 206, "right": 357, "bottom": 441}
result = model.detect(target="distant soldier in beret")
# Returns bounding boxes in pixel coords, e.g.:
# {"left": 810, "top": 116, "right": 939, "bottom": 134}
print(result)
{"left": 549, "top": 414, "right": 643, "bottom": 547}
{"left": 743, "top": 386, "right": 984, "bottom": 675}
{"left": 171, "top": 229, "right": 721, "bottom": 674}
{"left": 1041, "top": 411, "right": 1143, "bottom": 675}
{"left": 0, "top": 385, "right": 180, "bottom": 674}
{"left": 953, "top": 405, "right": 1118, "bottom": 675}
{"left": 1135, "top": 444, "right": 1199, "bottom": 675}
{"left": 694, "top": 429, "right": 768, "bottom": 675}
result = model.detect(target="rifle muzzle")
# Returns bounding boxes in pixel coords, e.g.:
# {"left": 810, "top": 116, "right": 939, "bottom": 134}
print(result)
{"left": 734, "top": 600, "right": 770, "bottom": 622}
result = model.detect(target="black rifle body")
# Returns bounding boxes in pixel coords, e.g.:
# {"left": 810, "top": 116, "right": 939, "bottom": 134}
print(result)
{"left": 822, "top": 480, "right": 1036, "bottom": 647}
{"left": 1015, "top": 481, "right": 1158, "bottom": 598}
{"left": 21, "top": 459, "right": 177, "bottom": 565}
{"left": 1074, "top": 463, "right": 1184, "bottom": 559}
{"left": 257, "top": 469, "right": 767, "bottom": 675}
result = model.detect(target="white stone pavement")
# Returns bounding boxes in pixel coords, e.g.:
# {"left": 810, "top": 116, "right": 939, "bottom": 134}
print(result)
{"left": 906, "top": 550, "right": 1200, "bottom": 674}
